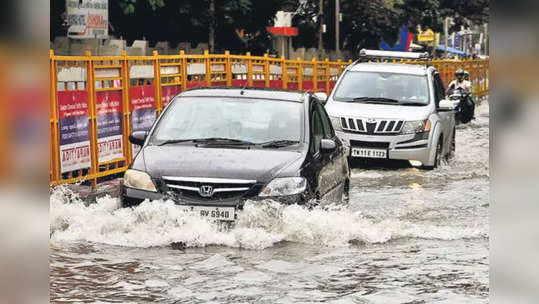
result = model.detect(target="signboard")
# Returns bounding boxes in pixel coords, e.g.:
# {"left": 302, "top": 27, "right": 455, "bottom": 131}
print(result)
{"left": 67, "top": 0, "right": 108, "bottom": 39}
{"left": 418, "top": 29, "right": 435, "bottom": 42}
{"left": 96, "top": 91, "right": 123, "bottom": 162}
{"left": 58, "top": 90, "right": 91, "bottom": 173}
{"left": 161, "top": 86, "right": 181, "bottom": 108}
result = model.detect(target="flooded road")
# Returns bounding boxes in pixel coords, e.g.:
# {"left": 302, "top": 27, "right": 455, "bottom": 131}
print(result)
{"left": 50, "top": 102, "right": 489, "bottom": 303}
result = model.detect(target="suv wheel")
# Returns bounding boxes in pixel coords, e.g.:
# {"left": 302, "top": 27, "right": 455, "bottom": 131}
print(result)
{"left": 423, "top": 138, "right": 442, "bottom": 170}
{"left": 447, "top": 128, "right": 456, "bottom": 159}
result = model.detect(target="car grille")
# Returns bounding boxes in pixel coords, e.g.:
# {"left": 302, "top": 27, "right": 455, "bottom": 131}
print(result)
{"left": 350, "top": 140, "right": 389, "bottom": 149}
{"left": 340, "top": 117, "right": 404, "bottom": 135}
{"left": 162, "top": 176, "right": 257, "bottom": 201}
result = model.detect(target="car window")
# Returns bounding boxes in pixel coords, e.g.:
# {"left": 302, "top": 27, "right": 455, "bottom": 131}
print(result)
{"left": 433, "top": 73, "right": 445, "bottom": 106}
{"left": 150, "top": 97, "right": 303, "bottom": 144}
{"left": 310, "top": 107, "right": 324, "bottom": 155}
{"left": 333, "top": 71, "right": 430, "bottom": 105}
{"left": 315, "top": 102, "right": 335, "bottom": 138}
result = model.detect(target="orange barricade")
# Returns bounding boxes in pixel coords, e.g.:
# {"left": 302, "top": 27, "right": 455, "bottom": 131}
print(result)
{"left": 50, "top": 50, "right": 488, "bottom": 187}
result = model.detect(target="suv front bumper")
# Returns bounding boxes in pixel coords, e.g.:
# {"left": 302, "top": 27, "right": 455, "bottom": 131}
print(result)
{"left": 336, "top": 131, "right": 432, "bottom": 165}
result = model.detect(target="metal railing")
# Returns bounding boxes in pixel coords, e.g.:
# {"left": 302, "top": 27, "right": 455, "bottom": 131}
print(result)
{"left": 50, "top": 50, "right": 489, "bottom": 187}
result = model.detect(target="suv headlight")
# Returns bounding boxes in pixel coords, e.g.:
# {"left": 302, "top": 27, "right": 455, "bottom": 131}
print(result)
{"left": 330, "top": 116, "right": 343, "bottom": 131}
{"left": 401, "top": 119, "right": 431, "bottom": 134}
{"left": 123, "top": 169, "right": 157, "bottom": 192}
{"left": 259, "top": 177, "right": 307, "bottom": 197}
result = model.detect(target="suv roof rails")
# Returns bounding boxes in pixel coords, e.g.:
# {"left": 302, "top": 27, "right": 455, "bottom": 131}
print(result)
{"left": 352, "top": 49, "right": 432, "bottom": 68}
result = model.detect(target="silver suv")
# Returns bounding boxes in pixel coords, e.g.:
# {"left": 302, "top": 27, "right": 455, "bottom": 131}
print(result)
{"left": 324, "top": 50, "right": 456, "bottom": 169}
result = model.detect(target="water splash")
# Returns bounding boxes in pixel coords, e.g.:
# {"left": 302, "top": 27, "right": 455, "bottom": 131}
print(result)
{"left": 50, "top": 186, "right": 486, "bottom": 250}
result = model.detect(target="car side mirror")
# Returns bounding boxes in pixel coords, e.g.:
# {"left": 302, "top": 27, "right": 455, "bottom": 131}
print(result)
{"left": 438, "top": 99, "right": 456, "bottom": 111}
{"left": 320, "top": 138, "right": 337, "bottom": 153}
{"left": 314, "top": 92, "right": 328, "bottom": 105}
{"left": 129, "top": 131, "right": 147, "bottom": 146}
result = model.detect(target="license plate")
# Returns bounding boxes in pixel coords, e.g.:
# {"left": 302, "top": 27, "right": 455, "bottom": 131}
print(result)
{"left": 178, "top": 205, "right": 236, "bottom": 221}
{"left": 351, "top": 147, "right": 387, "bottom": 159}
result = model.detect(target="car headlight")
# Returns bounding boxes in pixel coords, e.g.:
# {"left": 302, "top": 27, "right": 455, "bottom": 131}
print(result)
{"left": 259, "top": 177, "right": 307, "bottom": 197}
{"left": 329, "top": 116, "right": 343, "bottom": 132}
{"left": 401, "top": 119, "right": 431, "bottom": 134}
{"left": 123, "top": 169, "right": 157, "bottom": 192}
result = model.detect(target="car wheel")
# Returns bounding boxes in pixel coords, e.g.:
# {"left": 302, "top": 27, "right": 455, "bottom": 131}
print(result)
{"left": 342, "top": 180, "right": 350, "bottom": 204}
{"left": 447, "top": 128, "right": 456, "bottom": 159}
{"left": 423, "top": 138, "right": 442, "bottom": 170}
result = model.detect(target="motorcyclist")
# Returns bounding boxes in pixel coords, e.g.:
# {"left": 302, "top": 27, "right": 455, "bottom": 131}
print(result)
{"left": 447, "top": 69, "right": 471, "bottom": 94}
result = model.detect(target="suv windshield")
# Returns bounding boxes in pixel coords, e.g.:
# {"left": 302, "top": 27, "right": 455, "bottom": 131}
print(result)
{"left": 150, "top": 97, "right": 303, "bottom": 145}
{"left": 333, "top": 71, "right": 429, "bottom": 105}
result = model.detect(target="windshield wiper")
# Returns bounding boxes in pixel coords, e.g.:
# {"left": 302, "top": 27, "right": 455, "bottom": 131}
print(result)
{"left": 259, "top": 140, "right": 300, "bottom": 148}
{"left": 399, "top": 101, "right": 427, "bottom": 106}
{"left": 352, "top": 97, "right": 400, "bottom": 103}
{"left": 157, "top": 137, "right": 255, "bottom": 146}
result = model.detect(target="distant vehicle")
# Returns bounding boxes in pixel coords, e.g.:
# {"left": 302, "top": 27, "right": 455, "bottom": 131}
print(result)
{"left": 324, "top": 49, "right": 457, "bottom": 169}
{"left": 121, "top": 88, "right": 350, "bottom": 221}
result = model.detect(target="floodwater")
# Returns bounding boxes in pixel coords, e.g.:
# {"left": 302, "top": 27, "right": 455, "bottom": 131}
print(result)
{"left": 50, "top": 102, "right": 489, "bottom": 303}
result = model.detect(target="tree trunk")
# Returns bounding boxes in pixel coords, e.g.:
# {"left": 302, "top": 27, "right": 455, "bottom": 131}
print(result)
{"left": 209, "top": 0, "right": 215, "bottom": 53}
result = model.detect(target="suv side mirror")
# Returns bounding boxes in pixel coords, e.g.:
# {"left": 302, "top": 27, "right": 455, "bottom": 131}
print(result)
{"left": 320, "top": 138, "right": 337, "bottom": 153}
{"left": 438, "top": 99, "right": 456, "bottom": 111}
{"left": 129, "top": 131, "right": 148, "bottom": 146}
{"left": 314, "top": 92, "right": 328, "bottom": 105}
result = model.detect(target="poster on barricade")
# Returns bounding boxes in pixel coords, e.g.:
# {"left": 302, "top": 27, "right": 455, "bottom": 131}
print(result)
{"left": 96, "top": 91, "right": 123, "bottom": 162}
{"left": 130, "top": 85, "right": 156, "bottom": 155}
{"left": 58, "top": 90, "right": 91, "bottom": 173}
{"left": 161, "top": 86, "right": 181, "bottom": 108}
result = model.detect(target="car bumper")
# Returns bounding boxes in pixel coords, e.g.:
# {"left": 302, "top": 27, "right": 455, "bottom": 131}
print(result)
{"left": 336, "top": 131, "right": 432, "bottom": 164}
{"left": 120, "top": 184, "right": 307, "bottom": 208}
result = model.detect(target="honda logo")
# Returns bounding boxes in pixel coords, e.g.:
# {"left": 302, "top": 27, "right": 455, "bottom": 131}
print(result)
{"left": 199, "top": 185, "right": 214, "bottom": 197}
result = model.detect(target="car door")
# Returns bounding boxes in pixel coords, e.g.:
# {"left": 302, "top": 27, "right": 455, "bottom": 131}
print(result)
{"left": 315, "top": 102, "right": 348, "bottom": 199}
{"left": 433, "top": 72, "right": 453, "bottom": 149}
{"left": 306, "top": 99, "right": 331, "bottom": 199}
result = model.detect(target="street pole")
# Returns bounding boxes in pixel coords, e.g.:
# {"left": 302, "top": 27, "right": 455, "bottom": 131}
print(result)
{"left": 444, "top": 17, "right": 449, "bottom": 58}
{"left": 335, "top": 0, "right": 340, "bottom": 55}
{"left": 209, "top": 0, "right": 215, "bottom": 53}
{"left": 318, "top": 0, "right": 324, "bottom": 51}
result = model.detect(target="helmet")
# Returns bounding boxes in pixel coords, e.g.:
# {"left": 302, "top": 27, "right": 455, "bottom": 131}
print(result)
{"left": 455, "top": 69, "right": 464, "bottom": 77}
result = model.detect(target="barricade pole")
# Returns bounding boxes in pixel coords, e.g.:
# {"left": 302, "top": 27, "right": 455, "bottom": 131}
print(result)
{"left": 264, "top": 54, "right": 270, "bottom": 88}
{"left": 225, "top": 51, "right": 232, "bottom": 86}
{"left": 246, "top": 52, "right": 253, "bottom": 87}
{"left": 121, "top": 51, "right": 133, "bottom": 163}
{"left": 204, "top": 50, "right": 211, "bottom": 87}
{"left": 297, "top": 58, "right": 303, "bottom": 91}
{"left": 312, "top": 58, "right": 317, "bottom": 92}
{"left": 281, "top": 56, "right": 288, "bottom": 89}
{"left": 324, "top": 58, "right": 330, "bottom": 95}
{"left": 153, "top": 51, "right": 163, "bottom": 114}
{"left": 86, "top": 51, "right": 99, "bottom": 189}
{"left": 50, "top": 50, "right": 61, "bottom": 185}
{"left": 180, "top": 50, "right": 188, "bottom": 90}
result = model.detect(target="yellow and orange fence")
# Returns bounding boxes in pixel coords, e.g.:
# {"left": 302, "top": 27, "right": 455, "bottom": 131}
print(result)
{"left": 49, "top": 50, "right": 488, "bottom": 188}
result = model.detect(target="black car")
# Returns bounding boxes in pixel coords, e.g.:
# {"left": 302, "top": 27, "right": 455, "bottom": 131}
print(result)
{"left": 121, "top": 87, "right": 350, "bottom": 221}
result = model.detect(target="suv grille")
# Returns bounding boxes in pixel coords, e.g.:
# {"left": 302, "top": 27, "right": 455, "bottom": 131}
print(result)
{"left": 340, "top": 117, "right": 403, "bottom": 135}
{"left": 162, "top": 176, "right": 256, "bottom": 201}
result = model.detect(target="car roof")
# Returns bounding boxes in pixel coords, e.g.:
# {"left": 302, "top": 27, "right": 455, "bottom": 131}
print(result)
{"left": 178, "top": 87, "right": 308, "bottom": 102}
{"left": 347, "top": 62, "right": 431, "bottom": 76}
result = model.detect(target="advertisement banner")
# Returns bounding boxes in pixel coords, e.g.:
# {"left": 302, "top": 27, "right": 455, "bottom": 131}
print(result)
{"left": 67, "top": 0, "right": 108, "bottom": 39}
{"left": 130, "top": 85, "right": 157, "bottom": 155}
{"left": 161, "top": 86, "right": 181, "bottom": 108}
{"left": 96, "top": 91, "right": 123, "bottom": 162}
{"left": 58, "top": 90, "right": 91, "bottom": 173}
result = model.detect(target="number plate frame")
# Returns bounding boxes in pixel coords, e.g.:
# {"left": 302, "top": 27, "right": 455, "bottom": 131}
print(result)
{"left": 178, "top": 205, "right": 236, "bottom": 221}
{"left": 351, "top": 147, "right": 388, "bottom": 159}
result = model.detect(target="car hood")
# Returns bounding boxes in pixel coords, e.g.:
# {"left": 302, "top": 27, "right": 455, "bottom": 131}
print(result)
{"left": 141, "top": 145, "right": 303, "bottom": 182}
{"left": 325, "top": 100, "right": 432, "bottom": 121}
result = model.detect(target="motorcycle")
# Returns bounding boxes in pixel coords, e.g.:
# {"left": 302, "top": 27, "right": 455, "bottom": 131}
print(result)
{"left": 448, "top": 87, "right": 475, "bottom": 124}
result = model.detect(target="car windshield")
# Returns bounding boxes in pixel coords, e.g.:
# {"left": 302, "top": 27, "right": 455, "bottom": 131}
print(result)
{"left": 150, "top": 97, "right": 303, "bottom": 145}
{"left": 333, "top": 71, "right": 430, "bottom": 105}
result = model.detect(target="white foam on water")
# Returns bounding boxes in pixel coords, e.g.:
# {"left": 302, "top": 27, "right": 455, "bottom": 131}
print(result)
{"left": 50, "top": 186, "right": 486, "bottom": 250}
